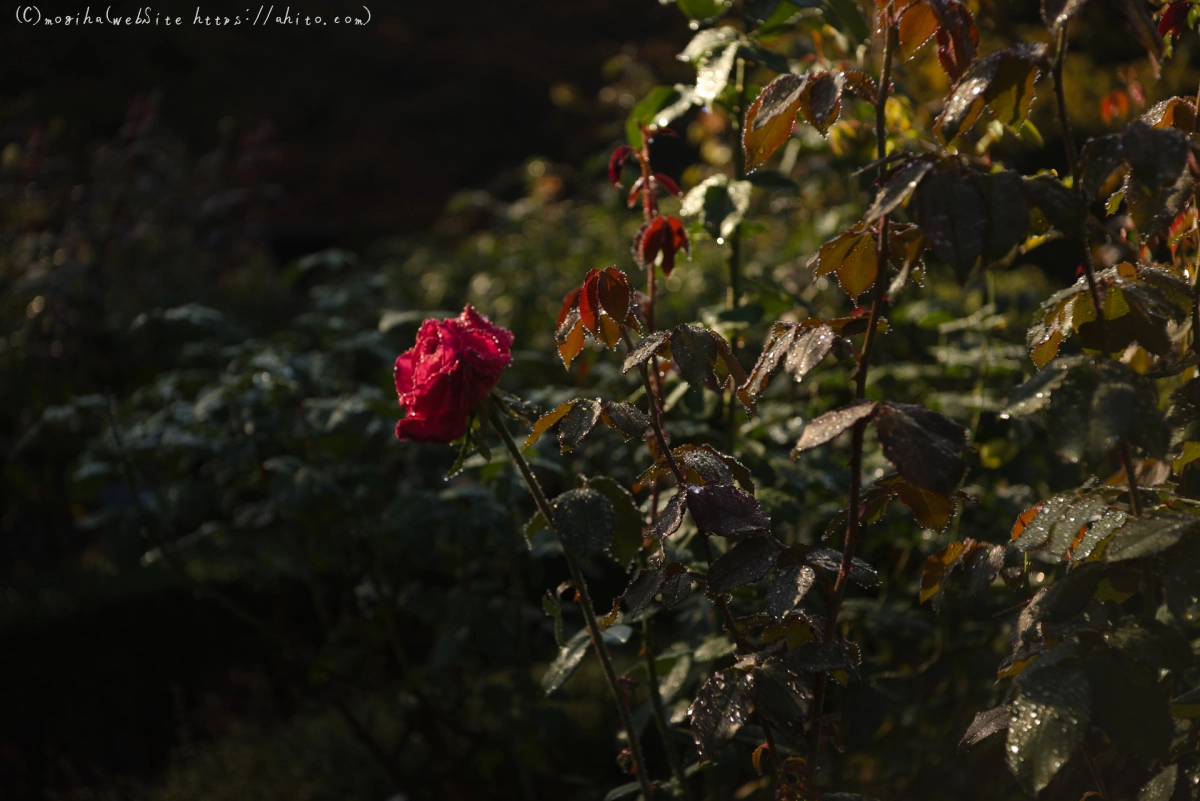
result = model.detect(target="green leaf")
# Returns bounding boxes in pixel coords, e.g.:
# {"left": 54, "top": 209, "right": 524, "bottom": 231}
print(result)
{"left": 1123, "top": 121, "right": 1195, "bottom": 235}
{"left": 1104, "top": 512, "right": 1199, "bottom": 562}
{"left": 1045, "top": 360, "right": 1168, "bottom": 464}
{"left": 627, "top": 86, "right": 678, "bottom": 149}
{"left": 676, "top": 0, "right": 732, "bottom": 21}
{"left": 823, "top": 0, "right": 871, "bottom": 43}
{"left": 1021, "top": 174, "right": 1085, "bottom": 237}
{"left": 552, "top": 488, "right": 616, "bottom": 558}
{"left": 524, "top": 511, "right": 549, "bottom": 549}
{"left": 680, "top": 174, "right": 753, "bottom": 239}
{"left": 542, "top": 628, "right": 591, "bottom": 696}
{"left": 1005, "top": 666, "right": 1091, "bottom": 794}
{"left": 1138, "top": 765, "right": 1178, "bottom": 801}
{"left": 543, "top": 589, "right": 565, "bottom": 647}
{"left": 1105, "top": 617, "right": 1192, "bottom": 675}
{"left": 695, "top": 43, "right": 740, "bottom": 105}
{"left": 1166, "top": 539, "right": 1200, "bottom": 624}
{"left": 586, "top": 476, "right": 645, "bottom": 568}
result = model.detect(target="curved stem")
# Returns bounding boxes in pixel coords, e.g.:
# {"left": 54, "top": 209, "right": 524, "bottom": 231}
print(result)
{"left": 642, "top": 616, "right": 692, "bottom": 798}
{"left": 619, "top": 329, "right": 785, "bottom": 783}
{"left": 728, "top": 56, "right": 747, "bottom": 310}
{"left": 807, "top": 20, "right": 895, "bottom": 788}
{"left": 1053, "top": 30, "right": 1144, "bottom": 517}
{"left": 489, "top": 400, "right": 656, "bottom": 800}
{"left": 1053, "top": 27, "right": 1079, "bottom": 183}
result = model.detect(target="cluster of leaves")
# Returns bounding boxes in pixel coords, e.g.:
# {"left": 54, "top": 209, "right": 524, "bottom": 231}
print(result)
{"left": 471, "top": 0, "right": 1200, "bottom": 799}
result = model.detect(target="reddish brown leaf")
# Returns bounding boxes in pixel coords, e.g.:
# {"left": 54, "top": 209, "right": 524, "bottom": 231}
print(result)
{"left": 654, "top": 173, "right": 682, "bottom": 197}
{"left": 557, "top": 312, "right": 587, "bottom": 369}
{"left": 799, "top": 70, "right": 845, "bottom": 134}
{"left": 596, "top": 266, "right": 632, "bottom": 323}
{"left": 935, "top": 2, "right": 979, "bottom": 82}
{"left": 842, "top": 69, "right": 879, "bottom": 105}
{"left": 557, "top": 287, "right": 581, "bottom": 329}
{"left": 920, "top": 538, "right": 977, "bottom": 605}
{"left": 626, "top": 176, "right": 645, "bottom": 209}
{"left": 1010, "top": 503, "right": 1043, "bottom": 542}
{"left": 897, "top": 0, "right": 940, "bottom": 59}
{"left": 634, "top": 216, "right": 690, "bottom": 275}
{"left": 608, "top": 145, "right": 635, "bottom": 187}
{"left": 579, "top": 268, "right": 602, "bottom": 335}
{"left": 742, "top": 73, "right": 807, "bottom": 174}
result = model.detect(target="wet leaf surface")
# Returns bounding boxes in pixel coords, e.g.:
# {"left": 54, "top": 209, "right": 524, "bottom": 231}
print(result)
{"left": 743, "top": 73, "right": 807, "bottom": 173}
{"left": 623, "top": 330, "right": 670, "bottom": 373}
{"left": 1083, "top": 647, "right": 1172, "bottom": 761}
{"left": 686, "top": 484, "right": 771, "bottom": 538}
{"left": 689, "top": 669, "right": 755, "bottom": 761}
{"left": 959, "top": 705, "right": 1010, "bottom": 752}
{"left": 557, "top": 398, "right": 602, "bottom": 452}
{"left": 706, "top": 536, "right": 784, "bottom": 595}
{"left": 552, "top": 488, "right": 615, "bottom": 558}
{"left": 661, "top": 561, "right": 694, "bottom": 608}
{"left": 791, "top": 401, "right": 877, "bottom": 455}
{"left": 542, "top": 628, "right": 592, "bottom": 696}
{"left": 651, "top": 490, "right": 688, "bottom": 542}
{"left": 600, "top": 401, "right": 651, "bottom": 441}
{"left": 767, "top": 564, "right": 816, "bottom": 618}
{"left": 1005, "top": 665, "right": 1091, "bottom": 794}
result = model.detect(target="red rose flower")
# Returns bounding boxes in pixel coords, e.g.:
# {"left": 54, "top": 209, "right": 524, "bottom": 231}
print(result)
{"left": 394, "top": 305, "right": 514, "bottom": 442}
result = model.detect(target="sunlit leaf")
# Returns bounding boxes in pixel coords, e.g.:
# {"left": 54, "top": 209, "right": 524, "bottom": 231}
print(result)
{"left": 792, "top": 401, "right": 878, "bottom": 456}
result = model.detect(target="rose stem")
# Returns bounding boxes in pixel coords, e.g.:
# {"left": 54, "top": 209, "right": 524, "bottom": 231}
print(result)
{"left": 1052, "top": 27, "right": 1141, "bottom": 518}
{"left": 488, "top": 400, "right": 656, "bottom": 800}
{"left": 633, "top": 130, "right": 689, "bottom": 798}
{"left": 619, "top": 329, "right": 786, "bottom": 783}
{"left": 807, "top": 20, "right": 895, "bottom": 788}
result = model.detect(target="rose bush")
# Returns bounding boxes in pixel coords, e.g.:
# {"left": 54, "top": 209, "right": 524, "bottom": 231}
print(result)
{"left": 393, "top": 304, "right": 513, "bottom": 442}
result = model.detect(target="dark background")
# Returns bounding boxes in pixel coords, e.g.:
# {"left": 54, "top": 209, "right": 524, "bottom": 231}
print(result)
{"left": 0, "top": 3, "right": 689, "bottom": 797}
{"left": 3, "top": 0, "right": 688, "bottom": 246}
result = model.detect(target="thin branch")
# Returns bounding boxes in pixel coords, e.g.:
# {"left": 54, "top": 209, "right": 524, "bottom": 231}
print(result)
{"left": 489, "top": 400, "right": 657, "bottom": 800}
{"left": 807, "top": 19, "right": 895, "bottom": 788}
{"left": 642, "top": 616, "right": 693, "bottom": 799}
